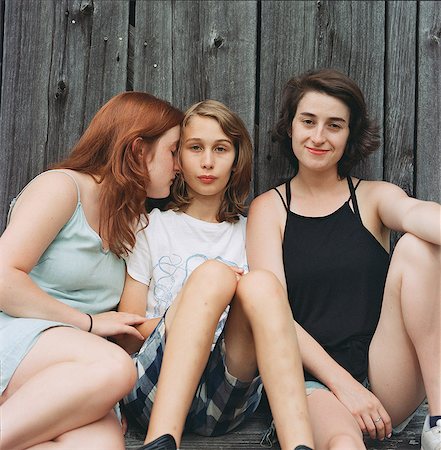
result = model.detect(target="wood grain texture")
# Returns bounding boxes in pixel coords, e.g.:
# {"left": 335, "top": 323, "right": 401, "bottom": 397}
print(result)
{"left": 416, "top": 1, "right": 441, "bottom": 202}
{"left": 384, "top": 1, "right": 416, "bottom": 196}
{"left": 0, "top": 0, "right": 128, "bottom": 231}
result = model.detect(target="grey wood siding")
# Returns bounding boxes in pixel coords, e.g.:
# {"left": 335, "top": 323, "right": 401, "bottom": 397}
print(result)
{"left": 1, "top": 0, "right": 440, "bottom": 232}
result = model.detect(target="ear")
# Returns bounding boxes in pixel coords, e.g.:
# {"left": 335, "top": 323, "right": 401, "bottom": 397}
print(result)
{"left": 131, "top": 137, "right": 144, "bottom": 157}
{"left": 132, "top": 137, "right": 152, "bottom": 163}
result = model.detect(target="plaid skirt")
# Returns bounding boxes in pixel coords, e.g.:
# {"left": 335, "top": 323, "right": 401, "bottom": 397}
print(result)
{"left": 122, "top": 318, "right": 263, "bottom": 436}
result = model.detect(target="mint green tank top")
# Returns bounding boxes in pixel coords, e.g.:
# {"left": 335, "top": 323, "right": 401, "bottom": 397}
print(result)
{"left": 0, "top": 170, "right": 126, "bottom": 393}
{"left": 9, "top": 170, "right": 126, "bottom": 314}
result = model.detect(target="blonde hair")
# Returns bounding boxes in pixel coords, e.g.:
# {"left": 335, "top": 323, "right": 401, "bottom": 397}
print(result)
{"left": 169, "top": 100, "right": 253, "bottom": 222}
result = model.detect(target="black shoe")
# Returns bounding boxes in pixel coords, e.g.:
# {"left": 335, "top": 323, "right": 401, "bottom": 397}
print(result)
{"left": 137, "top": 434, "right": 177, "bottom": 450}
{"left": 293, "top": 446, "right": 313, "bottom": 450}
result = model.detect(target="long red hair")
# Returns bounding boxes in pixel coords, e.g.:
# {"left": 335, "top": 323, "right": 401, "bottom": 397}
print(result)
{"left": 52, "top": 92, "right": 184, "bottom": 256}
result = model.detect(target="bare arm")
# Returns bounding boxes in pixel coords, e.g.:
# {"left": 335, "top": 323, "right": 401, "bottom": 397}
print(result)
{"left": 0, "top": 172, "right": 92, "bottom": 329}
{"left": 0, "top": 172, "right": 147, "bottom": 339}
{"left": 116, "top": 273, "right": 161, "bottom": 354}
{"left": 375, "top": 181, "right": 441, "bottom": 245}
{"left": 247, "top": 190, "right": 393, "bottom": 438}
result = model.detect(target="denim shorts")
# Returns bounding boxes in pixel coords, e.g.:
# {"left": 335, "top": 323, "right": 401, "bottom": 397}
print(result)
{"left": 122, "top": 317, "right": 263, "bottom": 437}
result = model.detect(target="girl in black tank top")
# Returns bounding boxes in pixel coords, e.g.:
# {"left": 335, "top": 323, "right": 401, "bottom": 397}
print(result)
{"left": 275, "top": 177, "right": 389, "bottom": 383}
{"left": 247, "top": 69, "right": 441, "bottom": 446}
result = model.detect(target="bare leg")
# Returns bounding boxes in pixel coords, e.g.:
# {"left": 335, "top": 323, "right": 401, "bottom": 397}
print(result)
{"left": 307, "top": 390, "right": 365, "bottom": 450}
{"left": 145, "top": 260, "right": 238, "bottom": 446}
{"left": 369, "top": 234, "right": 440, "bottom": 423}
{"left": 229, "top": 270, "right": 313, "bottom": 450}
{"left": 24, "top": 412, "right": 125, "bottom": 450}
{"left": 1, "top": 327, "right": 136, "bottom": 450}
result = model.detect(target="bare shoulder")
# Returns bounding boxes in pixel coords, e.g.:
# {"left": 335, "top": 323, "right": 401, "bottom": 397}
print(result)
{"left": 9, "top": 170, "right": 80, "bottom": 224}
{"left": 250, "top": 184, "right": 286, "bottom": 212}
{"left": 248, "top": 185, "right": 287, "bottom": 228}
{"left": 356, "top": 179, "right": 408, "bottom": 201}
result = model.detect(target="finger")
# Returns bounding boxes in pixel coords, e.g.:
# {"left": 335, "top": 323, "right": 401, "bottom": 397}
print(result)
{"left": 123, "top": 325, "right": 145, "bottom": 340}
{"left": 355, "top": 414, "right": 367, "bottom": 435}
{"left": 127, "top": 315, "right": 148, "bottom": 325}
{"left": 377, "top": 406, "right": 392, "bottom": 438}
{"left": 361, "top": 414, "right": 377, "bottom": 440}
{"left": 373, "top": 414, "right": 386, "bottom": 440}
{"left": 119, "top": 313, "right": 148, "bottom": 324}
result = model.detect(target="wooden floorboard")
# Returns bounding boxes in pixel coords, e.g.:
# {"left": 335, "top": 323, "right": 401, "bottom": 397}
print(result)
{"left": 125, "top": 400, "right": 428, "bottom": 450}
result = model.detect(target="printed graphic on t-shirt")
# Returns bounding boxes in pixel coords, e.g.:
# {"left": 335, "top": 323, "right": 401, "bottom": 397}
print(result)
{"left": 151, "top": 253, "right": 244, "bottom": 316}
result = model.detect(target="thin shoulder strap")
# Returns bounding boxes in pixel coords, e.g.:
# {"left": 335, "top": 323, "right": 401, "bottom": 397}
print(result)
{"left": 7, "top": 170, "right": 81, "bottom": 225}
{"left": 347, "top": 176, "right": 361, "bottom": 221}
{"left": 285, "top": 180, "right": 292, "bottom": 210}
{"left": 273, "top": 187, "right": 289, "bottom": 212}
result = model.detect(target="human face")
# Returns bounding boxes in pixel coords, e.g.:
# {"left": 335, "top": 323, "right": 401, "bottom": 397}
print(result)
{"left": 145, "top": 125, "right": 180, "bottom": 198}
{"left": 291, "top": 91, "right": 350, "bottom": 174}
{"left": 180, "top": 115, "right": 236, "bottom": 200}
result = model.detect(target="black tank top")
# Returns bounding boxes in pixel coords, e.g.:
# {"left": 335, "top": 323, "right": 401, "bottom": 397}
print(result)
{"left": 275, "top": 177, "right": 390, "bottom": 383}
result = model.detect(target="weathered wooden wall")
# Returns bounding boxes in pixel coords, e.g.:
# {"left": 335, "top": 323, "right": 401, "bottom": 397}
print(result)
{"left": 1, "top": 0, "right": 440, "bottom": 232}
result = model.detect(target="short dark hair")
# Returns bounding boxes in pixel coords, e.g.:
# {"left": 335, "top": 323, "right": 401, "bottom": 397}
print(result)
{"left": 272, "top": 68, "right": 381, "bottom": 178}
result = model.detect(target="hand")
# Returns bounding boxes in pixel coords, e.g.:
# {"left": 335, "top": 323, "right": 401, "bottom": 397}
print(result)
{"left": 333, "top": 379, "right": 392, "bottom": 440}
{"left": 229, "top": 266, "right": 244, "bottom": 281}
{"left": 89, "top": 311, "right": 147, "bottom": 340}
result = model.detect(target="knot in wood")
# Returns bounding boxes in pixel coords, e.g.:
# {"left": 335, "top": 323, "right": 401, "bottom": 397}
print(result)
{"left": 429, "top": 29, "right": 441, "bottom": 46}
{"left": 213, "top": 35, "right": 225, "bottom": 49}
{"left": 80, "top": 0, "right": 94, "bottom": 15}
{"left": 55, "top": 80, "right": 67, "bottom": 99}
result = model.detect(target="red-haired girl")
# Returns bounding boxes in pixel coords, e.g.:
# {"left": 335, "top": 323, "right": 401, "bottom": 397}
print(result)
{"left": 0, "top": 92, "right": 184, "bottom": 450}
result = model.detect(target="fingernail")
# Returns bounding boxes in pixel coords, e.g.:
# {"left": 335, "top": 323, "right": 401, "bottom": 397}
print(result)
{"left": 387, "top": 433, "right": 392, "bottom": 438}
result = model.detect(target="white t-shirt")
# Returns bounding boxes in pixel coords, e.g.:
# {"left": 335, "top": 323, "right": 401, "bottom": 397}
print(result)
{"left": 126, "top": 208, "right": 248, "bottom": 340}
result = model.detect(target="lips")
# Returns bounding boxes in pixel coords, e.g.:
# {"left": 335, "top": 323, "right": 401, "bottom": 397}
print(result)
{"left": 198, "top": 175, "right": 217, "bottom": 184}
{"left": 306, "top": 146, "right": 329, "bottom": 155}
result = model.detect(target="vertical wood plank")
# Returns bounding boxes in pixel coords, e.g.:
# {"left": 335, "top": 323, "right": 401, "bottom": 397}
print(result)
{"left": 0, "top": 0, "right": 129, "bottom": 232}
{"left": 0, "top": 0, "right": 56, "bottom": 231}
{"left": 0, "top": 0, "right": 4, "bottom": 105}
{"left": 417, "top": 1, "right": 441, "bottom": 202}
{"left": 257, "top": 1, "right": 385, "bottom": 194}
{"left": 134, "top": 1, "right": 257, "bottom": 128}
{"left": 384, "top": 1, "right": 416, "bottom": 197}
{"left": 133, "top": 0, "right": 173, "bottom": 100}
{"left": 134, "top": 1, "right": 257, "bottom": 197}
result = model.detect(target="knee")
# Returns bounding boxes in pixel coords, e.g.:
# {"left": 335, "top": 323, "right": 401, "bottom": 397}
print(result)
{"left": 394, "top": 233, "right": 440, "bottom": 269}
{"left": 188, "top": 259, "right": 238, "bottom": 296}
{"left": 236, "top": 269, "right": 287, "bottom": 312}
{"left": 95, "top": 342, "right": 137, "bottom": 398}
{"left": 327, "top": 433, "right": 364, "bottom": 450}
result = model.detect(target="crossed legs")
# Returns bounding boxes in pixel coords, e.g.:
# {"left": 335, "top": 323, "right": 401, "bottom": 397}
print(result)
{"left": 0, "top": 327, "right": 136, "bottom": 450}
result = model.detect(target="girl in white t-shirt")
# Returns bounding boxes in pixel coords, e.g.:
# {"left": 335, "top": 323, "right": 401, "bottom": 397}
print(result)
{"left": 117, "top": 100, "right": 314, "bottom": 450}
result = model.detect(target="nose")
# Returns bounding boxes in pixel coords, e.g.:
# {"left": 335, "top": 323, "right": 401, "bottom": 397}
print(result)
{"left": 201, "top": 150, "right": 214, "bottom": 169}
{"left": 311, "top": 125, "right": 326, "bottom": 145}
{"left": 173, "top": 156, "right": 179, "bottom": 172}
